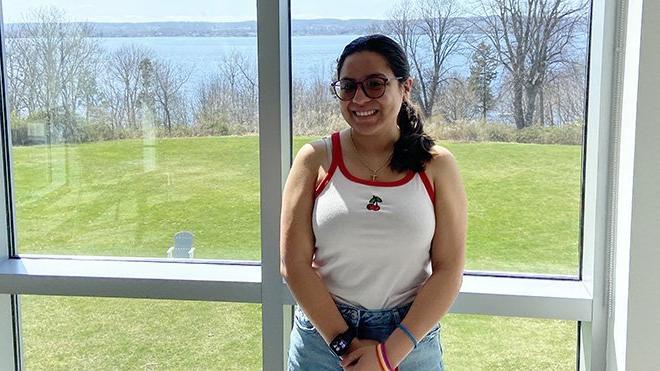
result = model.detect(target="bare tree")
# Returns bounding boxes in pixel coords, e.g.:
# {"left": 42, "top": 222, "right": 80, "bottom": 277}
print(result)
{"left": 104, "top": 45, "right": 154, "bottom": 131}
{"left": 438, "top": 74, "right": 477, "bottom": 123}
{"left": 476, "top": 0, "right": 588, "bottom": 128}
{"left": 194, "top": 75, "right": 231, "bottom": 135}
{"left": 193, "top": 51, "right": 257, "bottom": 134}
{"left": 542, "top": 59, "right": 586, "bottom": 125}
{"left": 151, "top": 60, "right": 191, "bottom": 134}
{"left": 384, "top": 0, "right": 464, "bottom": 118}
{"left": 384, "top": 0, "right": 417, "bottom": 55}
{"left": 218, "top": 51, "right": 258, "bottom": 132}
{"left": 414, "top": 0, "right": 465, "bottom": 117}
{"left": 5, "top": 7, "right": 102, "bottom": 142}
{"left": 5, "top": 37, "right": 32, "bottom": 115}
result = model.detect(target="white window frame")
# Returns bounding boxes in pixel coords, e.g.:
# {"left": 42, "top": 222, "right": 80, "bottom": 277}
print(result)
{"left": 0, "top": 0, "right": 628, "bottom": 369}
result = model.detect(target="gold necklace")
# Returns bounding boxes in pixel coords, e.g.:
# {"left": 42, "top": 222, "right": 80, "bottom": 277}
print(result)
{"left": 349, "top": 129, "right": 393, "bottom": 181}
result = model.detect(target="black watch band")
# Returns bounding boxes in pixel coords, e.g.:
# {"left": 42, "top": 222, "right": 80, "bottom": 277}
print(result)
{"left": 329, "top": 327, "right": 356, "bottom": 357}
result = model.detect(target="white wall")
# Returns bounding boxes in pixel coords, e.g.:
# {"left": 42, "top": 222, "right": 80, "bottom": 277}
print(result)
{"left": 611, "top": 0, "right": 660, "bottom": 368}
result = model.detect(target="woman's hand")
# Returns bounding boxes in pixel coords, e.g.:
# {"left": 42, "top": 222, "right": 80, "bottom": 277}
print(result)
{"left": 340, "top": 340, "right": 383, "bottom": 371}
{"left": 345, "top": 338, "right": 379, "bottom": 355}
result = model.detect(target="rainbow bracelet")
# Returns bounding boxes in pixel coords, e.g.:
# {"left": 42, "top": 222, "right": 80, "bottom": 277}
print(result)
{"left": 376, "top": 343, "right": 399, "bottom": 371}
{"left": 375, "top": 345, "right": 388, "bottom": 371}
{"left": 397, "top": 323, "right": 418, "bottom": 349}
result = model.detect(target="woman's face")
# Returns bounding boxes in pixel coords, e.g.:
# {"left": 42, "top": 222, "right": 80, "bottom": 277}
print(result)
{"left": 338, "top": 51, "right": 412, "bottom": 136}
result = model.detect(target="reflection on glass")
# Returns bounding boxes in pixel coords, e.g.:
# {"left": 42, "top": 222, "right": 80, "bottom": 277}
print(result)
{"left": 4, "top": 2, "right": 261, "bottom": 259}
{"left": 21, "top": 296, "right": 262, "bottom": 370}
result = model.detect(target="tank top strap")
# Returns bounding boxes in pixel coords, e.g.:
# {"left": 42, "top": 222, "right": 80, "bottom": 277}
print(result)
{"left": 330, "top": 131, "right": 342, "bottom": 164}
{"left": 313, "top": 132, "right": 341, "bottom": 199}
{"left": 419, "top": 171, "right": 435, "bottom": 205}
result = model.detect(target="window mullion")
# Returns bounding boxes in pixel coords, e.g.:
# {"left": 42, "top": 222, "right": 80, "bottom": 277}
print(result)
{"left": 1, "top": 0, "right": 22, "bottom": 367}
{"left": 580, "top": 0, "right": 622, "bottom": 369}
{"left": 257, "top": 0, "right": 292, "bottom": 370}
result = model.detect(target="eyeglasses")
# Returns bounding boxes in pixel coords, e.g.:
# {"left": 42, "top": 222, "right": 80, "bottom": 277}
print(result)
{"left": 330, "top": 76, "right": 405, "bottom": 101}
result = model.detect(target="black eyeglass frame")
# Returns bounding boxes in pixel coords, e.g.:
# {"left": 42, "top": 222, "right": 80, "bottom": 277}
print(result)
{"left": 330, "top": 76, "right": 406, "bottom": 101}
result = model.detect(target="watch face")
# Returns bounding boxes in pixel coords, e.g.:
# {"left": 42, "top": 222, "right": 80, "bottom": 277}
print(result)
{"left": 330, "top": 331, "right": 353, "bottom": 356}
{"left": 332, "top": 339, "right": 347, "bottom": 352}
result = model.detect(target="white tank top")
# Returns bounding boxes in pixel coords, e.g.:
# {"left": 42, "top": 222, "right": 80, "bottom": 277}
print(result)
{"left": 312, "top": 132, "right": 436, "bottom": 309}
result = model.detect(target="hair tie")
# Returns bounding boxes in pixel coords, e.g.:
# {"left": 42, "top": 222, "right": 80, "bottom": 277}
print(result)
{"left": 397, "top": 323, "right": 418, "bottom": 349}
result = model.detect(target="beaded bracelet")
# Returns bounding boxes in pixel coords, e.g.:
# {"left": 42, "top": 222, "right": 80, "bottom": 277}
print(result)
{"left": 397, "top": 323, "right": 418, "bottom": 349}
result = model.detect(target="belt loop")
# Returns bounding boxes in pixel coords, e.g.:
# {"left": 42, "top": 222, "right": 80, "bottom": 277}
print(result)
{"left": 393, "top": 307, "right": 401, "bottom": 324}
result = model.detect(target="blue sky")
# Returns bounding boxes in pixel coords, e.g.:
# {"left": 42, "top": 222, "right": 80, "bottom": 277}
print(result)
{"left": 3, "top": 0, "right": 393, "bottom": 23}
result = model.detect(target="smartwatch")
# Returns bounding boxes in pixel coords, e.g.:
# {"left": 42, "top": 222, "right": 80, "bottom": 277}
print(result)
{"left": 329, "top": 327, "right": 356, "bottom": 357}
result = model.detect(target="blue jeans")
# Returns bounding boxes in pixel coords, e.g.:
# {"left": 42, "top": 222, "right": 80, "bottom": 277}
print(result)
{"left": 287, "top": 302, "right": 444, "bottom": 371}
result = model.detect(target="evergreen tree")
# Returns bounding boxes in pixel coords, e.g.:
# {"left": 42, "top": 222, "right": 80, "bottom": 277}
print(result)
{"left": 469, "top": 42, "right": 498, "bottom": 121}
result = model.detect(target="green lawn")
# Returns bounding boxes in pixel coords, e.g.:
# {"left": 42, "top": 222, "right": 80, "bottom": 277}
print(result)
{"left": 13, "top": 136, "right": 581, "bottom": 370}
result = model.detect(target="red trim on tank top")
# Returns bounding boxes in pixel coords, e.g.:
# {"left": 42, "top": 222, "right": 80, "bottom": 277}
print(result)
{"left": 332, "top": 132, "right": 415, "bottom": 187}
{"left": 419, "top": 171, "right": 436, "bottom": 205}
{"left": 313, "top": 132, "right": 436, "bottom": 201}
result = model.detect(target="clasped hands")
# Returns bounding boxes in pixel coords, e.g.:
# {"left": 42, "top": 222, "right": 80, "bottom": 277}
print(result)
{"left": 340, "top": 338, "right": 388, "bottom": 371}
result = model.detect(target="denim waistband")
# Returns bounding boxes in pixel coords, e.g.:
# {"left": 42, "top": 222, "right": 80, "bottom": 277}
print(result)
{"left": 335, "top": 301, "right": 413, "bottom": 328}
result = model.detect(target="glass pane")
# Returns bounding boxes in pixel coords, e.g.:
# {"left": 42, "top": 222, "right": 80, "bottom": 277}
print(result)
{"left": 21, "top": 296, "right": 262, "bottom": 370}
{"left": 290, "top": 0, "right": 591, "bottom": 275}
{"left": 442, "top": 314, "right": 577, "bottom": 370}
{"left": 4, "top": 1, "right": 261, "bottom": 259}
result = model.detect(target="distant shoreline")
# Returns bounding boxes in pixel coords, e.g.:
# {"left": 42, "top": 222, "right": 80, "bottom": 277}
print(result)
{"left": 4, "top": 19, "right": 384, "bottom": 38}
{"left": 3, "top": 18, "right": 492, "bottom": 38}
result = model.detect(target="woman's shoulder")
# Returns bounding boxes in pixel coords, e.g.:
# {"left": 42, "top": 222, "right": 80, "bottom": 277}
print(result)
{"left": 428, "top": 144, "right": 455, "bottom": 166}
{"left": 425, "top": 144, "right": 460, "bottom": 183}
{"left": 293, "top": 136, "right": 333, "bottom": 172}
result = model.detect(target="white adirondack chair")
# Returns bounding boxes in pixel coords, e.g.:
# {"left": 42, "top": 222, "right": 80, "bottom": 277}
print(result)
{"left": 167, "top": 231, "right": 195, "bottom": 259}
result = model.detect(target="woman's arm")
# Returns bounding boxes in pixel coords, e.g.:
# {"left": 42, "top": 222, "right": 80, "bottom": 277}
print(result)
{"left": 384, "top": 146, "right": 467, "bottom": 367}
{"left": 280, "top": 141, "right": 352, "bottom": 345}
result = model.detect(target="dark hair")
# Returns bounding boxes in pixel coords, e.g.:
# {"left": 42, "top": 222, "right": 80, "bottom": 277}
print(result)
{"left": 336, "top": 34, "right": 435, "bottom": 173}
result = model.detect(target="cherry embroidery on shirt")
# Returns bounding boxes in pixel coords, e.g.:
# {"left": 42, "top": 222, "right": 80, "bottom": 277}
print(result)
{"left": 366, "top": 195, "right": 382, "bottom": 211}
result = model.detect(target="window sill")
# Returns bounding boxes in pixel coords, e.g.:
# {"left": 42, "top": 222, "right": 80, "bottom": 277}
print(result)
{"left": 0, "top": 257, "right": 591, "bottom": 321}
{"left": 0, "top": 256, "right": 261, "bottom": 303}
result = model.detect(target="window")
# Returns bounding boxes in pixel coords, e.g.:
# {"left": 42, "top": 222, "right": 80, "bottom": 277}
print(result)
{"left": 5, "top": 1, "right": 261, "bottom": 260}
{"left": 291, "top": 0, "right": 591, "bottom": 277}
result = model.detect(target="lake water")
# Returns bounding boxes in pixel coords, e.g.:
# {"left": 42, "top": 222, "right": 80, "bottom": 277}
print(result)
{"left": 98, "top": 35, "right": 473, "bottom": 94}
{"left": 99, "top": 35, "right": 360, "bottom": 87}
{"left": 97, "top": 33, "right": 587, "bottom": 98}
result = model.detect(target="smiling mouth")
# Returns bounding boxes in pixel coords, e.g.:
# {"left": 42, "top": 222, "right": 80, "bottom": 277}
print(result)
{"left": 353, "top": 109, "right": 378, "bottom": 117}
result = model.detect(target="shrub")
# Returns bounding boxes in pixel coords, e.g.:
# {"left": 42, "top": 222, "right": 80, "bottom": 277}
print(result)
{"left": 486, "top": 124, "right": 515, "bottom": 142}
{"left": 431, "top": 120, "right": 584, "bottom": 145}
{"left": 515, "top": 126, "right": 544, "bottom": 144}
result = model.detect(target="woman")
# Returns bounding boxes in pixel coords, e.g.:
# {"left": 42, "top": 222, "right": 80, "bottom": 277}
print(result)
{"left": 281, "top": 34, "right": 467, "bottom": 371}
